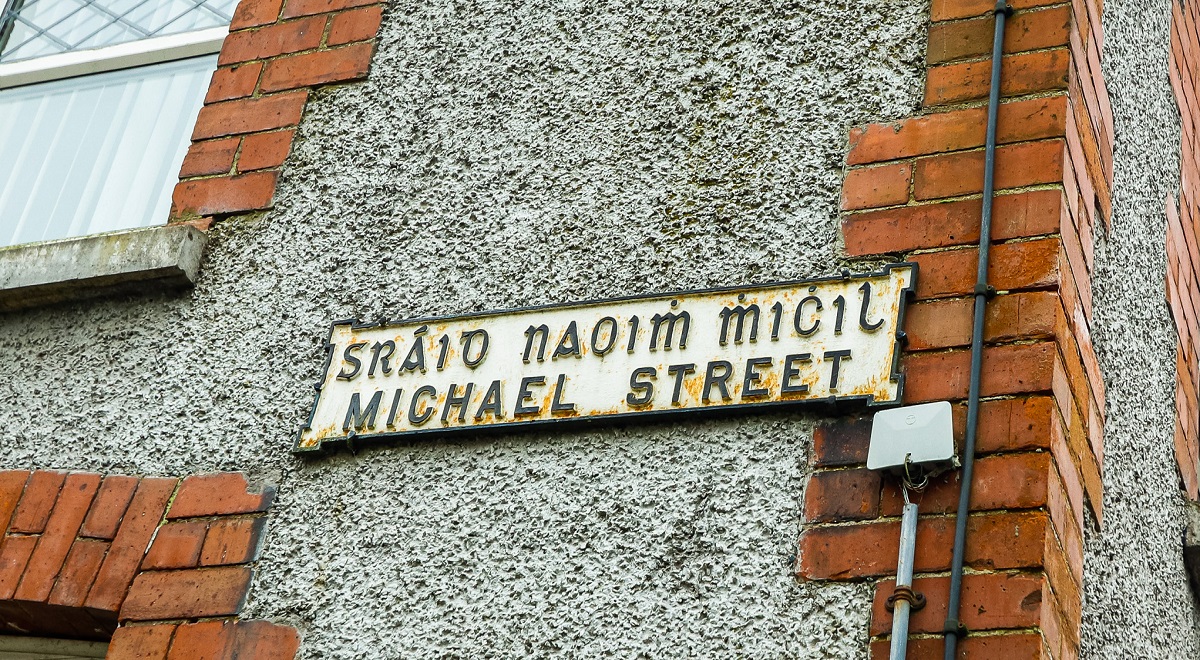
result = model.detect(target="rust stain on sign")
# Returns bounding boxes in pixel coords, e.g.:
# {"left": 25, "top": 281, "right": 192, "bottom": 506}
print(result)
{"left": 295, "top": 263, "right": 917, "bottom": 453}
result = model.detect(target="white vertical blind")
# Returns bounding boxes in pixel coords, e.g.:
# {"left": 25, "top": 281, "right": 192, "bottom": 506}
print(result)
{"left": 0, "top": 53, "right": 215, "bottom": 247}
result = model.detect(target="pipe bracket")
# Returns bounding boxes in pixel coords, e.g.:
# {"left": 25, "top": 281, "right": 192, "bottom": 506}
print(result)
{"left": 885, "top": 586, "right": 926, "bottom": 613}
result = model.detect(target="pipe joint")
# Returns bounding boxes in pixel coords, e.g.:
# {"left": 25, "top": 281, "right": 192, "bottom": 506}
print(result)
{"left": 943, "top": 618, "right": 967, "bottom": 638}
{"left": 994, "top": 1, "right": 1013, "bottom": 16}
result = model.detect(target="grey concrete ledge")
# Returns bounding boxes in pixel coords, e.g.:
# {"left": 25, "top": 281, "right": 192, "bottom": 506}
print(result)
{"left": 0, "top": 224, "right": 207, "bottom": 312}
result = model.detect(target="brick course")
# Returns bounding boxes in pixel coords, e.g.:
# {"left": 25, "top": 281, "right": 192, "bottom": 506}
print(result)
{"left": 170, "top": 1, "right": 386, "bottom": 222}
{"left": 0, "top": 470, "right": 295, "bottom": 659}
{"left": 806, "top": 1, "right": 1112, "bottom": 656}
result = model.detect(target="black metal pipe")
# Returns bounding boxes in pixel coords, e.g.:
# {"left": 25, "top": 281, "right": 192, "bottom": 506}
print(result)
{"left": 943, "top": 2, "right": 1010, "bottom": 658}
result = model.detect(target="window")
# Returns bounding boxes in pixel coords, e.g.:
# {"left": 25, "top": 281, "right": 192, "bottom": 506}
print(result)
{"left": 0, "top": 0, "right": 233, "bottom": 247}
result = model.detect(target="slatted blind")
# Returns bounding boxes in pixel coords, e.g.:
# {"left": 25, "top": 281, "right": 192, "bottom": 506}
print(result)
{"left": 0, "top": 54, "right": 216, "bottom": 247}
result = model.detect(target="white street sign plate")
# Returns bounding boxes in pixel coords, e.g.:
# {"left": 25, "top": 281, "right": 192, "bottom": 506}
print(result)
{"left": 296, "top": 263, "right": 916, "bottom": 452}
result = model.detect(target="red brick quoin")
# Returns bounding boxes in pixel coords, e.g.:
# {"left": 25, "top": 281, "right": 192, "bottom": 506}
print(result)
{"left": 1167, "top": 0, "right": 1200, "bottom": 502}
{"left": 0, "top": 470, "right": 296, "bottom": 659}
{"left": 170, "top": 0, "right": 386, "bottom": 223}
{"left": 802, "top": 0, "right": 1112, "bottom": 658}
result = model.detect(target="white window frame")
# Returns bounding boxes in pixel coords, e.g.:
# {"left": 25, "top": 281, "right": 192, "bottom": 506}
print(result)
{"left": 0, "top": 24, "right": 226, "bottom": 89}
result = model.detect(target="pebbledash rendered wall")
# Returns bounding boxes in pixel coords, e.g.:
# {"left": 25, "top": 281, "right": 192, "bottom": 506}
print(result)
{"left": 1, "top": 0, "right": 1199, "bottom": 658}
{"left": 0, "top": 0, "right": 926, "bottom": 657}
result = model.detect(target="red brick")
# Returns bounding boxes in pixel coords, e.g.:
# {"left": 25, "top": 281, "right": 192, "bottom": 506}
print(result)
{"left": 0, "top": 535, "right": 37, "bottom": 599}
{"left": 803, "top": 469, "right": 880, "bottom": 523}
{"left": 903, "top": 342, "right": 1056, "bottom": 403}
{"left": 848, "top": 96, "right": 1067, "bottom": 166}
{"left": 914, "top": 139, "right": 1064, "bottom": 201}
{"left": 282, "top": 0, "right": 377, "bottom": 18}
{"left": 201, "top": 517, "right": 266, "bottom": 566}
{"left": 171, "top": 171, "right": 279, "bottom": 217}
{"left": 230, "top": 0, "right": 283, "bottom": 30}
{"left": 904, "top": 291, "right": 1058, "bottom": 351}
{"left": 925, "top": 49, "right": 1070, "bottom": 106}
{"left": 1050, "top": 421, "right": 1087, "bottom": 537}
{"left": 219, "top": 15, "right": 327, "bottom": 65}
{"left": 239, "top": 130, "right": 295, "bottom": 171}
{"left": 799, "top": 511, "right": 1046, "bottom": 580}
{"left": 840, "top": 162, "right": 912, "bottom": 211}
{"left": 842, "top": 188, "right": 1062, "bottom": 256}
{"left": 144, "top": 521, "right": 209, "bottom": 570}
{"left": 15, "top": 473, "right": 101, "bottom": 602}
{"left": 9, "top": 470, "right": 67, "bottom": 534}
{"left": 975, "top": 396, "right": 1055, "bottom": 454}
{"left": 870, "top": 572, "right": 1045, "bottom": 636}
{"left": 47, "top": 539, "right": 109, "bottom": 608}
{"left": 168, "top": 620, "right": 235, "bottom": 660}
{"left": 931, "top": 0, "right": 1061, "bottom": 21}
{"left": 328, "top": 4, "right": 384, "bottom": 46}
{"left": 909, "top": 238, "right": 1060, "bottom": 300}
{"left": 108, "top": 623, "right": 178, "bottom": 660}
{"left": 232, "top": 620, "right": 302, "bottom": 660}
{"left": 121, "top": 566, "right": 252, "bottom": 621}
{"left": 192, "top": 91, "right": 308, "bottom": 140}
{"left": 80, "top": 475, "right": 140, "bottom": 540}
{"left": 0, "top": 471, "right": 30, "bottom": 535}
{"left": 169, "top": 474, "right": 276, "bottom": 520}
{"left": 180, "top": 137, "right": 240, "bottom": 178}
{"left": 869, "top": 633, "right": 1046, "bottom": 660}
{"left": 86, "top": 477, "right": 178, "bottom": 613}
{"left": 205, "top": 62, "right": 264, "bottom": 103}
{"left": 259, "top": 42, "right": 375, "bottom": 92}
{"left": 812, "top": 416, "right": 871, "bottom": 467}
{"left": 927, "top": 5, "right": 1071, "bottom": 65}
{"left": 879, "top": 452, "right": 1051, "bottom": 516}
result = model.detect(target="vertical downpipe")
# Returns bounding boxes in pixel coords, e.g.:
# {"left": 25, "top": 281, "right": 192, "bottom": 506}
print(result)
{"left": 943, "top": 2, "right": 1011, "bottom": 659}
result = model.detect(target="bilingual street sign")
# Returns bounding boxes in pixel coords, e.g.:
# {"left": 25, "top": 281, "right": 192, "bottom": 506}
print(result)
{"left": 295, "top": 263, "right": 916, "bottom": 453}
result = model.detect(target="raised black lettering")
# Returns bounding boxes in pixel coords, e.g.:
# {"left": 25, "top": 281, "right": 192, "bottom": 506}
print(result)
{"left": 400, "top": 326, "right": 428, "bottom": 373}
{"left": 782, "top": 353, "right": 812, "bottom": 395}
{"left": 461, "top": 329, "right": 489, "bottom": 367}
{"left": 475, "top": 380, "right": 504, "bottom": 420}
{"left": 369, "top": 340, "right": 396, "bottom": 377}
{"left": 408, "top": 385, "right": 436, "bottom": 425}
{"left": 650, "top": 311, "right": 690, "bottom": 350}
{"left": 442, "top": 382, "right": 475, "bottom": 423}
{"left": 551, "top": 374, "right": 576, "bottom": 413}
{"left": 858, "top": 282, "right": 884, "bottom": 331}
{"left": 719, "top": 305, "right": 760, "bottom": 345}
{"left": 515, "top": 376, "right": 546, "bottom": 415}
{"left": 336, "top": 342, "right": 368, "bottom": 380}
{"left": 667, "top": 363, "right": 696, "bottom": 405}
{"left": 794, "top": 296, "right": 822, "bottom": 336}
{"left": 385, "top": 388, "right": 404, "bottom": 427}
{"left": 824, "top": 349, "right": 852, "bottom": 391}
{"left": 626, "top": 367, "right": 656, "bottom": 406}
{"left": 523, "top": 325, "right": 550, "bottom": 363}
{"left": 343, "top": 390, "right": 383, "bottom": 431}
{"left": 832, "top": 296, "right": 846, "bottom": 335}
{"left": 436, "top": 335, "right": 451, "bottom": 370}
{"left": 591, "top": 316, "right": 618, "bottom": 356}
{"left": 553, "top": 321, "right": 582, "bottom": 359}
{"left": 627, "top": 315, "right": 640, "bottom": 353}
{"left": 742, "top": 357, "right": 772, "bottom": 399}
{"left": 702, "top": 360, "right": 733, "bottom": 402}
{"left": 770, "top": 301, "right": 783, "bottom": 340}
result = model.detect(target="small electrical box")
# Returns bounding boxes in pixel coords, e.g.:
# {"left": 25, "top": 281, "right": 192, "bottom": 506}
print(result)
{"left": 867, "top": 401, "right": 956, "bottom": 473}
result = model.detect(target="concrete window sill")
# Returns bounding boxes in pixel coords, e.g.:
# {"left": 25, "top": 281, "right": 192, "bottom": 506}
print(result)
{"left": 0, "top": 224, "right": 207, "bottom": 313}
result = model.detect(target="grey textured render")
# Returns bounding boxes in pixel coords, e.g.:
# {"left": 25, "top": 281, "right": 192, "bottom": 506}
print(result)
{"left": 1082, "top": 0, "right": 1200, "bottom": 656}
{"left": 0, "top": 0, "right": 1195, "bottom": 657}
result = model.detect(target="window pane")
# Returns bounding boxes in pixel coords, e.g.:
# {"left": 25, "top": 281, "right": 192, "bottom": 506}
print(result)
{"left": 0, "top": 0, "right": 237, "bottom": 63}
{"left": 0, "top": 54, "right": 216, "bottom": 247}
